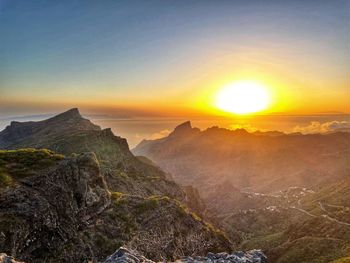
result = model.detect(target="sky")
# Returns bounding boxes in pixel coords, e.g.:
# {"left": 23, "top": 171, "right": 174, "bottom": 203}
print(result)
{"left": 0, "top": 0, "right": 349, "bottom": 117}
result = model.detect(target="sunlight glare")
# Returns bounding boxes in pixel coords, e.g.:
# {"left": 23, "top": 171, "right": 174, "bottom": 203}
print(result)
{"left": 215, "top": 80, "right": 271, "bottom": 114}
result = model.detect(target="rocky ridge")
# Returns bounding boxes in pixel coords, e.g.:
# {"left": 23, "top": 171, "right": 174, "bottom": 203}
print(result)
{"left": 104, "top": 247, "right": 268, "bottom": 263}
{"left": 0, "top": 247, "right": 268, "bottom": 263}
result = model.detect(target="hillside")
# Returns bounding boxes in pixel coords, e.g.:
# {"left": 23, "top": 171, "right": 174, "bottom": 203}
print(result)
{"left": 133, "top": 121, "right": 350, "bottom": 262}
{"left": 220, "top": 182, "right": 350, "bottom": 263}
{"left": 0, "top": 149, "right": 231, "bottom": 262}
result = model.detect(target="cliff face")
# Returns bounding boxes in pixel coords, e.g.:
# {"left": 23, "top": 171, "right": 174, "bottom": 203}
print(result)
{"left": 0, "top": 151, "right": 110, "bottom": 262}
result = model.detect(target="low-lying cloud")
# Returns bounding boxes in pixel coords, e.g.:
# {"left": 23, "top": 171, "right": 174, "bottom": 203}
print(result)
{"left": 229, "top": 124, "right": 261, "bottom": 132}
{"left": 148, "top": 129, "right": 171, "bottom": 140}
{"left": 293, "top": 121, "right": 350, "bottom": 134}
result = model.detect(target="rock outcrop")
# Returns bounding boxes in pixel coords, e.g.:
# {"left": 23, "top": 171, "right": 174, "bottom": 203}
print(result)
{"left": 89, "top": 194, "right": 230, "bottom": 261}
{"left": 0, "top": 253, "right": 24, "bottom": 263}
{"left": 103, "top": 247, "right": 268, "bottom": 263}
{"left": 0, "top": 151, "right": 110, "bottom": 262}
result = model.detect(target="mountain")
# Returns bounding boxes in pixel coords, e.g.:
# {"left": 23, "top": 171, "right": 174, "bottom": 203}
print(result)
{"left": 133, "top": 121, "right": 350, "bottom": 262}
{"left": 0, "top": 109, "right": 186, "bottom": 201}
{"left": 133, "top": 121, "right": 350, "bottom": 196}
{"left": 0, "top": 110, "right": 233, "bottom": 262}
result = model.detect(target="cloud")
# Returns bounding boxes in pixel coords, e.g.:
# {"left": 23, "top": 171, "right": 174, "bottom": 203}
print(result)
{"left": 293, "top": 121, "right": 350, "bottom": 134}
{"left": 147, "top": 129, "right": 171, "bottom": 140}
{"left": 229, "top": 124, "right": 261, "bottom": 132}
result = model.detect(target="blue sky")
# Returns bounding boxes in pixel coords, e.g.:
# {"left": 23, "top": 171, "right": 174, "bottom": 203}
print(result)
{"left": 0, "top": 0, "right": 349, "bottom": 116}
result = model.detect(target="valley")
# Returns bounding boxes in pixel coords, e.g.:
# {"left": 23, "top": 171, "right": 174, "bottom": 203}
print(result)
{"left": 133, "top": 121, "right": 350, "bottom": 262}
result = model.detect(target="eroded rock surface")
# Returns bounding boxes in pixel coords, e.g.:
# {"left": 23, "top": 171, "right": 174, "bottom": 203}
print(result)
{"left": 103, "top": 247, "right": 268, "bottom": 263}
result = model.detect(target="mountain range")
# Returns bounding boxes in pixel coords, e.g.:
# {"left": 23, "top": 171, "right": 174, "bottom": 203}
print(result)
{"left": 2, "top": 110, "right": 350, "bottom": 262}
{"left": 133, "top": 121, "right": 350, "bottom": 262}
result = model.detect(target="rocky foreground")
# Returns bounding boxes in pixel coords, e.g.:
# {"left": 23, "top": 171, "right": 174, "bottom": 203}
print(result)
{"left": 0, "top": 247, "right": 267, "bottom": 263}
{"left": 105, "top": 247, "right": 268, "bottom": 263}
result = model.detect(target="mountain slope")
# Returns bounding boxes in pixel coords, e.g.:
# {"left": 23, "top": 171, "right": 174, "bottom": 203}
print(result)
{"left": 133, "top": 121, "right": 350, "bottom": 262}
{"left": 0, "top": 149, "right": 231, "bottom": 262}
{"left": 0, "top": 109, "right": 186, "bottom": 201}
{"left": 0, "top": 110, "right": 233, "bottom": 262}
{"left": 224, "top": 182, "right": 350, "bottom": 263}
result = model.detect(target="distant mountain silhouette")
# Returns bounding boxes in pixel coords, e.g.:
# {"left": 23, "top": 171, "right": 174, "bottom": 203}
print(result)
{"left": 133, "top": 122, "right": 350, "bottom": 195}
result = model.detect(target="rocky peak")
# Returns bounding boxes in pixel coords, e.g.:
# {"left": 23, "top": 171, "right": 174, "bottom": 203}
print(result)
{"left": 176, "top": 121, "right": 192, "bottom": 131}
{"left": 44, "top": 108, "right": 100, "bottom": 131}
{"left": 0, "top": 108, "right": 101, "bottom": 149}
{"left": 170, "top": 121, "right": 199, "bottom": 137}
{"left": 47, "top": 108, "right": 82, "bottom": 121}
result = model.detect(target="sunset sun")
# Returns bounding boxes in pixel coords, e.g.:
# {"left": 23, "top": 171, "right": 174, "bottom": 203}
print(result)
{"left": 215, "top": 80, "right": 271, "bottom": 114}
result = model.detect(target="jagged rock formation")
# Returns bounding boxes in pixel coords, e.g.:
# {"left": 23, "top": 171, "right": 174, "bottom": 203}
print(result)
{"left": 0, "top": 253, "right": 24, "bottom": 263}
{"left": 103, "top": 247, "right": 268, "bottom": 263}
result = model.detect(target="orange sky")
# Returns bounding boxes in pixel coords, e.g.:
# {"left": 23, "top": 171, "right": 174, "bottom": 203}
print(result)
{"left": 0, "top": 1, "right": 349, "bottom": 117}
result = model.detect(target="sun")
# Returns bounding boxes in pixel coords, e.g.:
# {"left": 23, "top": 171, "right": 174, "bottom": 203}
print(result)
{"left": 215, "top": 80, "right": 271, "bottom": 114}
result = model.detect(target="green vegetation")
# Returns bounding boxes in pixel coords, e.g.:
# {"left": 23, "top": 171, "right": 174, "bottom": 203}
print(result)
{"left": 135, "top": 195, "right": 170, "bottom": 213}
{"left": 273, "top": 237, "right": 349, "bottom": 263}
{"left": 0, "top": 148, "right": 64, "bottom": 187}
{"left": 241, "top": 231, "right": 284, "bottom": 250}
{"left": 111, "top": 191, "right": 124, "bottom": 201}
{"left": 135, "top": 155, "right": 158, "bottom": 167}
{"left": 331, "top": 257, "right": 350, "bottom": 263}
{"left": 0, "top": 172, "right": 12, "bottom": 187}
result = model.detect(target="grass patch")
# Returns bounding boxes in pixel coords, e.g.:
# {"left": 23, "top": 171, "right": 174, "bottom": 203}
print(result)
{"left": 0, "top": 148, "right": 64, "bottom": 187}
